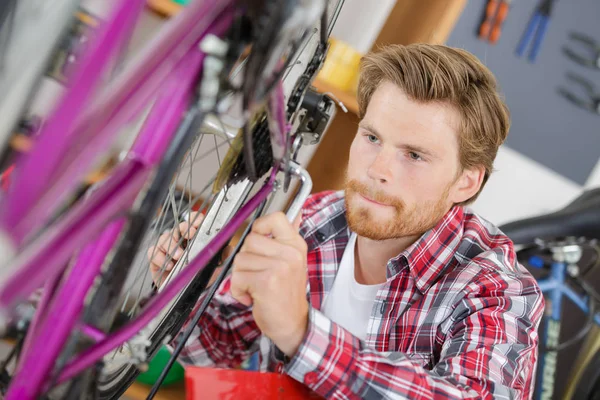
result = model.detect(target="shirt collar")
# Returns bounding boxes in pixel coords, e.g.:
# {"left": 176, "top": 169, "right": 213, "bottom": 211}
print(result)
{"left": 304, "top": 193, "right": 465, "bottom": 293}
{"left": 389, "top": 206, "right": 465, "bottom": 292}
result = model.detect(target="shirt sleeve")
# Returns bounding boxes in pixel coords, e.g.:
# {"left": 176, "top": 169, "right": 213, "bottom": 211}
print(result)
{"left": 171, "top": 276, "right": 261, "bottom": 368}
{"left": 285, "top": 272, "right": 545, "bottom": 400}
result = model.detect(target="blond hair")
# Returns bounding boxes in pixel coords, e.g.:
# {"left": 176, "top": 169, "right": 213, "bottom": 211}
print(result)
{"left": 357, "top": 44, "right": 510, "bottom": 204}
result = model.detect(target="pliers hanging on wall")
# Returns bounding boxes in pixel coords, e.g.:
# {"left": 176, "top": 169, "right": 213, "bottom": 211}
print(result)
{"left": 558, "top": 72, "right": 600, "bottom": 115}
{"left": 563, "top": 31, "right": 600, "bottom": 70}
{"left": 516, "top": 0, "right": 555, "bottom": 62}
{"left": 479, "top": 0, "right": 512, "bottom": 44}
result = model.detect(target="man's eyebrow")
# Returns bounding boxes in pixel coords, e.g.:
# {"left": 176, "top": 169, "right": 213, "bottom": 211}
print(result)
{"left": 358, "top": 122, "right": 379, "bottom": 136}
{"left": 399, "top": 143, "right": 435, "bottom": 158}
{"left": 358, "top": 122, "right": 436, "bottom": 158}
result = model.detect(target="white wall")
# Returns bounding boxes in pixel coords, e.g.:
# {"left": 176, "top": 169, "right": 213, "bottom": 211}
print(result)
{"left": 330, "top": 0, "right": 395, "bottom": 53}
{"left": 469, "top": 146, "right": 586, "bottom": 225}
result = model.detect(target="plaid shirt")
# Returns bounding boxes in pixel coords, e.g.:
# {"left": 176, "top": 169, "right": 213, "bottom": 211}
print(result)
{"left": 174, "top": 190, "right": 544, "bottom": 399}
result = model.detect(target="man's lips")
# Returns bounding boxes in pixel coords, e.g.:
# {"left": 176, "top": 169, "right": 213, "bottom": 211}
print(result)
{"left": 359, "top": 193, "right": 390, "bottom": 207}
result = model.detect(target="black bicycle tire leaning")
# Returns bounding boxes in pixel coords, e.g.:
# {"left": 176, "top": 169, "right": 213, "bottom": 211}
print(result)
{"left": 571, "top": 348, "right": 600, "bottom": 400}
{"left": 50, "top": 104, "right": 214, "bottom": 399}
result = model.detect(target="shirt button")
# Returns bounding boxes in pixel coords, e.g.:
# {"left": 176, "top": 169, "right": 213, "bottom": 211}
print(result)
{"left": 305, "top": 372, "right": 318, "bottom": 385}
{"left": 276, "top": 362, "right": 284, "bottom": 373}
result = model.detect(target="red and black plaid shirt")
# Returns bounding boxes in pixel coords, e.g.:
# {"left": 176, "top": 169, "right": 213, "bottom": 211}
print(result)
{"left": 174, "top": 190, "right": 544, "bottom": 399}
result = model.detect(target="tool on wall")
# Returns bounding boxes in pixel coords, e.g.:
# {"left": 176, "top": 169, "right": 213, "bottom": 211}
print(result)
{"left": 478, "top": 0, "right": 512, "bottom": 44}
{"left": 516, "top": 0, "right": 555, "bottom": 62}
{"left": 558, "top": 72, "right": 600, "bottom": 115}
{"left": 563, "top": 32, "right": 600, "bottom": 70}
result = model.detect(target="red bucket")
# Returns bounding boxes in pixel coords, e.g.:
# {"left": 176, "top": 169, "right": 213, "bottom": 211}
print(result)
{"left": 185, "top": 367, "right": 323, "bottom": 399}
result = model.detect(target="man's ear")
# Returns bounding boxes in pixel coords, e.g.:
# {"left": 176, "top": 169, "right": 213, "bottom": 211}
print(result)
{"left": 449, "top": 165, "right": 485, "bottom": 204}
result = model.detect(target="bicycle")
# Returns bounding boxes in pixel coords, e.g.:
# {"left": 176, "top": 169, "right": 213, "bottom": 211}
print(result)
{"left": 0, "top": 0, "right": 344, "bottom": 398}
{"left": 499, "top": 187, "right": 600, "bottom": 400}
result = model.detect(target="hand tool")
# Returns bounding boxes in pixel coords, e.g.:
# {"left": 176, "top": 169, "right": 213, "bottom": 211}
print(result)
{"left": 516, "top": 0, "right": 555, "bottom": 62}
{"left": 558, "top": 72, "right": 600, "bottom": 115}
{"left": 563, "top": 31, "right": 600, "bottom": 70}
{"left": 479, "top": 0, "right": 512, "bottom": 44}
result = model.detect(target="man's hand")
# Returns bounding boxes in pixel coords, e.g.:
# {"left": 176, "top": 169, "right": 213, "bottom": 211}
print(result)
{"left": 148, "top": 212, "right": 224, "bottom": 288}
{"left": 230, "top": 211, "right": 309, "bottom": 358}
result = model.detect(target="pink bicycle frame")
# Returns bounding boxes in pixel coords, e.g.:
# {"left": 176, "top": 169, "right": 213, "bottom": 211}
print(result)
{"left": 0, "top": 0, "right": 287, "bottom": 398}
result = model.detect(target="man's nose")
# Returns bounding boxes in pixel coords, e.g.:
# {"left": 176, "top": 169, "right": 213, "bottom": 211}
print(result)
{"left": 367, "top": 149, "right": 392, "bottom": 184}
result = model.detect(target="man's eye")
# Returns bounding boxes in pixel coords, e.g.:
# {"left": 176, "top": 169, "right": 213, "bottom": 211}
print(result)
{"left": 409, "top": 151, "right": 422, "bottom": 161}
{"left": 367, "top": 134, "right": 378, "bottom": 143}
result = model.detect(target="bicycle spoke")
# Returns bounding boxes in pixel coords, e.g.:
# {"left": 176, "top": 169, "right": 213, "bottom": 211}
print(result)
{"left": 126, "top": 180, "right": 216, "bottom": 317}
{"left": 213, "top": 134, "right": 222, "bottom": 168}
{"left": 206, "top": 185, "right": 230, "bottom": 236}
{"left": 118, "top": 119, "right": 232, "bottom": 317}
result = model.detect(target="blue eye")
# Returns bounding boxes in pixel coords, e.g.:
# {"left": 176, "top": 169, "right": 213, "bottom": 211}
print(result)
{"left": 408, "top": 151, "right": 422, "bottom": 161}
{"left": 367, "top": 134, "right": 378, "bottom": 143}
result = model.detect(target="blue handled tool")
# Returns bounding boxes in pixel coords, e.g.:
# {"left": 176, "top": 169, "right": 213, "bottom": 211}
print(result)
{"left": 516, "top": 0, "right": 555, "bottom": 62}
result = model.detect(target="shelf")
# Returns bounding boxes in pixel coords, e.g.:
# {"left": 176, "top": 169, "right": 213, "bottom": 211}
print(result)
{"left": 312, "top": 78, "right": 359, "bottom": 116}
{"left": 146, "top": 0, "right": 183, "bottom": 18}
{"left": 125, "top": 380, "right": 186, "bottom": 400}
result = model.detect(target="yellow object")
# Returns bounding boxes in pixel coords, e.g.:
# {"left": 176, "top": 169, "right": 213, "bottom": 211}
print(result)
{"left": 147, "top": 0, "right": 183, "bottom": 17}
{"left": 317, "top": 38, "right": 362, "bottom": 93}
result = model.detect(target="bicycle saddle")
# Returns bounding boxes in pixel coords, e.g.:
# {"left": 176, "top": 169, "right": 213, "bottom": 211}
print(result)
{"left": 499, "top": 187, "right": 600, "bottom": 244}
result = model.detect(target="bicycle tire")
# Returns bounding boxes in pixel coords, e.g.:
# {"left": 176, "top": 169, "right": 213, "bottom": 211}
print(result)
{"left": 54, "top": 1, "right": 343, "bottom": 397}
{"left": 90, "top": 123, "right": 273, "bottom": 399}
{"left": 96, "top": 11, "right": 342, "bottom": 400}
{"left": 94, "top": 250, "right": 228, "bottom": 399}
{"left": 54, "top": 104, "right": 214, "bottom": 399}
{"left": 91, "top": 109, "right": 279, "bottom": 399}
{"left": 571, "top": 348, "right": 600, "bottom": 400}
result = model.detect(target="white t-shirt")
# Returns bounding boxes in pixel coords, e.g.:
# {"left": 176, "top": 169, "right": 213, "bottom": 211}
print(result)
{"left": 321, "top": 233, "right": 385, "bottom": 340}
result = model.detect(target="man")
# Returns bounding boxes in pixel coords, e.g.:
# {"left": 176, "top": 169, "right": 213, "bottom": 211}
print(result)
{"left": 150, "top": 44, "right": 544, "bottom": 399}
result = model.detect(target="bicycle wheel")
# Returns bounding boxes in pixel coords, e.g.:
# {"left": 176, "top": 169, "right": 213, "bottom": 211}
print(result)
{"left": 11, "top": 0, "right": 342, "bottom": 397}
{"left": 92, "top": 114, "right": 273, "bottom": 399}
{"left": 66, "top": 9, "right": 337, "bottom": 400}
{"left": 570, "top": 337, "right": 600, "bottom": 399}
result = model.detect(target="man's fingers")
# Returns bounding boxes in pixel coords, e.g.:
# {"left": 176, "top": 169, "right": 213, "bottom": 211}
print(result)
{"left": 233, "top": 252, "right": 280, "bottom": 272}
{"left": 157, "top": 230, "right": 179, "bottom": 252}
{"left": 252, "top": 212, "right": 298, "bottom": 242}
{"left": 240, "top": 233, "right": 299, "bottom": 261}
{"left": 292, "top": 213, "right": 302, "bottom": 231}
{"left": 230, "top": 270, "right": 254, "bottom": 306}
{"left": 187, "top": 211, "right": 204, "bottom": 230}
{"left": 149, "top": 252, "right": 175, "bottom": 273}
{"left": 148, "top": 213, "right": 204, "bottom": 287}
{"left": 231, "top": 290, "right": 253, "bottom": 306}
{"left": 157, "top": 232, "right": 185, "bottom": 257}
{"left": 178, "top": 220, "right": 199, "bottom": 239}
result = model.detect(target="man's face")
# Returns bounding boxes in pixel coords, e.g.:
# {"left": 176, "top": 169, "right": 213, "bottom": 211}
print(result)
{"left": 345, "top": 81, "right": 468, "bottom": 241}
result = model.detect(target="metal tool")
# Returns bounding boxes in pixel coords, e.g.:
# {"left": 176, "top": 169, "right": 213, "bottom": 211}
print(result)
{"left": 516, "top": 0, "right": 555, "bottom": 62}
{"left": 479, "top": 0, "right": 512, "bottom": 44}
{"left": 558, "top": 72, "right": 600, "bottom": 115}
{"left": 563, "top": 31, "right": 600, "bottom": 70}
